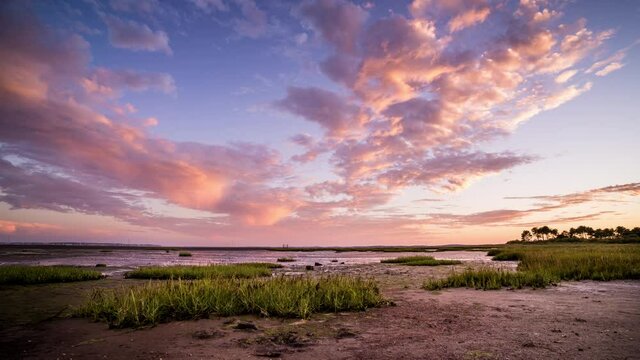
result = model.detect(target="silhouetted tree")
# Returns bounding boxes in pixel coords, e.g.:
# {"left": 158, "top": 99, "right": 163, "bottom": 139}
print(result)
{"left": 516, "top": 224, "right": 639, "bottom": 243}
{"left": 531, "top": 227, "right": 541, "bottom": 241}
{"left": 573, "top": 225, "right": 594, "bottom": 239}
{"left": 616, "top": 226, "right": 629, "bottom": 236}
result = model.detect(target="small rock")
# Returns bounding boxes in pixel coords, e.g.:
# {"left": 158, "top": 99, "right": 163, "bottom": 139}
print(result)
{"left": 335, "top": 328, "right": 356, "bottom": 339}
{"left": 314, "top": 262, "right": 322, "bottom": 266}
{"left": 522, "top": 341, "right": 535, "bottom": 348}
{"left": 331, "top": 260, "right": 338, "bottom": 262}
{"left": 234, "top": 321, "right": 258, "bottom": 331}
{"left": 192, "top": 330, "right": 223, "bottom": 339}
{"left": 255, "top": 348, "right": 282, "bottom": 358}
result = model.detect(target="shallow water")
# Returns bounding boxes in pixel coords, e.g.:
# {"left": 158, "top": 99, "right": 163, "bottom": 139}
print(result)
{"left": 0, "top": 248, "right": 494, "bottom": 275}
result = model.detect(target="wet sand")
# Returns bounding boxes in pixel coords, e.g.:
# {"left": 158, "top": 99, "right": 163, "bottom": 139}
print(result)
{"left": 1, "top": 262, "right": 638, "bottom": 359}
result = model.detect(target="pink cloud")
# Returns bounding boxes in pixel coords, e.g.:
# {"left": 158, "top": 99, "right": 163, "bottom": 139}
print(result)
{"left": 448, "top": 6, "right": 490, "bottom": 33}
{"left": 0, "top": 5, "right": 297, "bottom": 229}
{"left": 0, "top": 220, "right": 61, "bottom": 235}
{"left": 595, "top": 62, "right": 624, "bottom": 76}
{"left": 282, "top": 0, "right": 625, "bottom": 221}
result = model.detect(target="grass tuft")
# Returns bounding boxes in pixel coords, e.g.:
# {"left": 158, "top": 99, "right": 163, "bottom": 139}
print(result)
{"left": 0, "top": 265, "right": 103, "bottom": 285}
{"left": 381, "top": 256, "right": 461, "bottom": 266}
{"left": 277, "top": 257, "right": 296, "bottom": 262}
{"left": 124, "top": 263, "right": 281, "bottom": 280}
{"left": 425, "top": 244, "right": 640, "bottom": 290}
{"left": 178, "top": 252, "right": 192, "bottom": 257}
{"left": 77, "top": 276, "right": 386, "bottom": 328}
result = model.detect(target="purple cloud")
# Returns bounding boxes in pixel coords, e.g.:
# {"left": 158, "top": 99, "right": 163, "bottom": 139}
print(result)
{"left": 104, "top": 15, "right": 172, "bottom": 54}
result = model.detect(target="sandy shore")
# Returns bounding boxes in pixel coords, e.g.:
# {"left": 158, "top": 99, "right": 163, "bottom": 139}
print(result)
{"left": 1, "top": 262, "right": 638, "bottom": 359}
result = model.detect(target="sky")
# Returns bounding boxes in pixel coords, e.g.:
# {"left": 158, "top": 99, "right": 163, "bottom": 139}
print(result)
{"left": 0, "top": 0, "right": 638, "bottom": 246}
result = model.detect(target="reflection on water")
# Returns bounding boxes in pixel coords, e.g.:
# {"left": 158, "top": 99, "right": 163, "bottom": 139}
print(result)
{"left": 0, "top": 248, "right": 496, "bottom": 275}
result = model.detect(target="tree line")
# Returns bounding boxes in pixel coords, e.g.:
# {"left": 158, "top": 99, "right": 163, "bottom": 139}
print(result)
{"left": 514, "top": 225, "right": 640, "bottom": 243}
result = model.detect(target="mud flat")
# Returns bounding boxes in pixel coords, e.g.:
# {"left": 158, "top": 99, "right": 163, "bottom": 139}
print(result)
{"left": 0, "top": 261, "right": 638, "bottom": 359}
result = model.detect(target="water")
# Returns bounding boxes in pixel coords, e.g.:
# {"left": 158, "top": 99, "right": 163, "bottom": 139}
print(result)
{"left": 0, "top": 248, "right": 495, "bottom": 276}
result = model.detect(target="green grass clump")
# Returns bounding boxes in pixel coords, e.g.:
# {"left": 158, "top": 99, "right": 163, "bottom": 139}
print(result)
{"left": 425, "top": 244, "right": 640, "bottom": 290}
{"left": 277, "top": 257, "right": 296, "bottom": 262}
{"left": 486, "top": 249, "right": 502, "bottom": 256}
{"left": 490, "top": 250, "right": 523, "bottom": 261}
{"left": 424, "top": 268, "right": 557, "bottom": 290}
{"left": 124, "top": 263, "right": 280, "bottom": 280}
{"left": 178, "top": 252, "right": 192, "bottom": 257}
{"left": 0, "top": 265, "right": 103, "bottom": 285}
{"left": 381, "top": 256, "right": 462, "bottom": 266}
{"left": 77, "top": 276, "right": 385, "bottom": 328}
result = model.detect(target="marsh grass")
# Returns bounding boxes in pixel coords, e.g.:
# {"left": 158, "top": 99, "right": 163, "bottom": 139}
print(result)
{"left": 77, "top": 276, "right": 385, "bottom": 328}
{"left": 424, "top": 244, "right": 640, "bottom": 290}
{"left": 277, "top": 257, "right": 296, "bottom": 262}
{"left": 424, "top": 268, "right": 556, "bottom": 290}
{"left": 511, "top": 245, "right": 640, "bottom": 281}
{"left": 124, "top": 263, "right": 281, "bottom": 280}
{"left": 0, "top": 265, "right": 103, "bottom": 285}
{"left": 381, "top": 256, "right": 462, "bottom": 266}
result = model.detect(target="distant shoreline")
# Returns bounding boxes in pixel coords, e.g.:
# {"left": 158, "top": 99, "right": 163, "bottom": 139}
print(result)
{"left": 0, "top": 243, "right": 501, "bottom": 252}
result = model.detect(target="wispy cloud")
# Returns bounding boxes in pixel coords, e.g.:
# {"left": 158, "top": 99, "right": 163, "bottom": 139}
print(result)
{"left": 104, "top": 15, "right": 172, "bottom": 54}
{"left": 428, "top": 183, "right": 640, "bottom": 227}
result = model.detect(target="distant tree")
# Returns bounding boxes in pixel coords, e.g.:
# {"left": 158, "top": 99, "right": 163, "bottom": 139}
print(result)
{"left": 616, "top": 226, "right": 629, "bottom": 237}
{"left": 557, "top": 230, "right": 570, "bottom": 239}
{"left": 603, "top": 228, "right": 615, "bottom": 239}
{"left": 573, "top": 225, "right": 594, "bottom": 239}
{"left": 535, "top": 226, "right": 554, "bottom": 240}
{"left": 531, "top": 227, "right": 541, "bottom": 241}
{"left": 569, "top": 227, "right": 577, "bottom": 238}
{"left": 521, "top": 230, "right": 532, "bottom": 241}
{"left": 593, "top": 228, "right": 604, "bottom": 239}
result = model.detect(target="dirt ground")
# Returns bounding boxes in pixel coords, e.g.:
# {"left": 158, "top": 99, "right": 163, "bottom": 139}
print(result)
{"left": 1, "top": 263, "right": 638, "bottom": 360}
